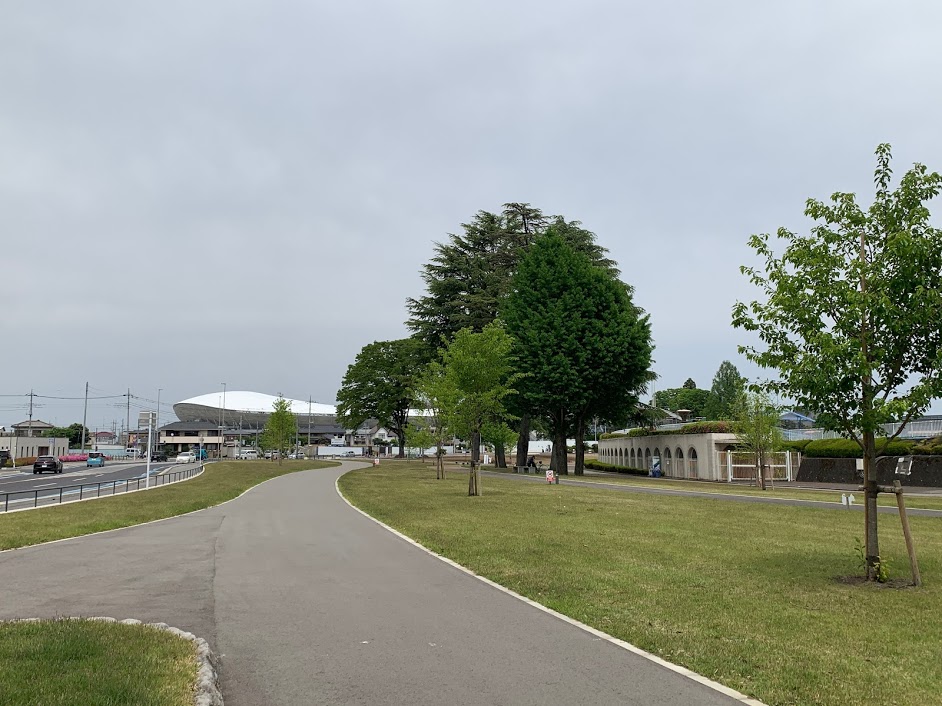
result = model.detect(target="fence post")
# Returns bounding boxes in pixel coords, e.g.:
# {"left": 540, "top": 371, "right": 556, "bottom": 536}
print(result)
{"left": 727, "top": 452, "right": 732, "bottom": 482}
{"left": 34, "top": 491, "right": 38, "bottom": 508}
{"left": 59, "top": 487, "right": 63, "bottom": 504}
{"left": 785, "top": 451, "right": 792, "bottom": 481}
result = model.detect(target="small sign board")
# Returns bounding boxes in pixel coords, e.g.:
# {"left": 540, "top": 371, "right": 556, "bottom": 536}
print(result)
{"left": 895, "top": 456, "right": 913, "bottom": 476}
{"left": 546, "top": 469, "right": 555, "bottom": 484}
{"left": 138, "top": 411, "right": 157, "bottom": 429}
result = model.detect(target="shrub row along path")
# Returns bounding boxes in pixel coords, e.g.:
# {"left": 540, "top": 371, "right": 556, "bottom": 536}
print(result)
{"left": 0, "top": 462, "right": 749, "bottom": 706}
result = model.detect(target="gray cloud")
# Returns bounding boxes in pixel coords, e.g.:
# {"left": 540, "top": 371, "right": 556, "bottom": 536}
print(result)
{"left": 4, "top": 0, "right": 942, "bottom": 427}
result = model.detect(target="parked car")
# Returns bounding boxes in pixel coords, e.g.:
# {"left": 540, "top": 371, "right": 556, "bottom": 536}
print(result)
{"left": 175, "top": 451, "right": 196, "bottom": 464}
{"left": 86, "top": 452, "right": 106, "bottom": 468}
{"left": 148, "top": 451, "right": 168, "bottom": 462}
{"left": 238, "top": 449, "right": 259, "bottom": 460}
{"left": 34, "top": 455, "right": 63, "bottom": 474}
{"left": 343, "top": 451, "right": 356, "bottom": 457}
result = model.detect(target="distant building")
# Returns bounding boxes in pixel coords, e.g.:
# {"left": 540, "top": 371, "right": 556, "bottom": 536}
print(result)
{"left": 11, "top": 419, "right": 54, "bottom": 437}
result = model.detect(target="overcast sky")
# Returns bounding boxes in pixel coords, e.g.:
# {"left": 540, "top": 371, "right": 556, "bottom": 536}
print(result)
{"left": 4, "top": 0, "right": 942, "bottom": 431}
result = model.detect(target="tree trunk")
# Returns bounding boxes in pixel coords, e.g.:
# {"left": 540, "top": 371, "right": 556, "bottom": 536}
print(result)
{"left": 397, "top": 429, "right": 406, "bottom": 458}
{"left": 574, "top": 415, "right": 585, "bottom": 475}
{"left": 552, "top": 428, "right": 568, "bottom": 475}
{"left": 863, "top": 429, "right": 880, "bottom": 579}
{"left": 471, "top": 431, "right": 480, "bottom": 465}
{"left": 516, "top": 414, "right": 531, "bottom": 467}
{"left": 495, "top": 444, "right": 506, "bottom": 468}
{"left": 756, "top": 450, "right": 766, "bottom": 490}
{"left": 436, "top": 446, "right": 445, "bottom": 479}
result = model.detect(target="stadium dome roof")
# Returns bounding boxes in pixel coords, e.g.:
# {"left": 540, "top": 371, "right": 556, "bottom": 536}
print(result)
{"left": 175, "top": 391, "right": 336, "bottom": 416}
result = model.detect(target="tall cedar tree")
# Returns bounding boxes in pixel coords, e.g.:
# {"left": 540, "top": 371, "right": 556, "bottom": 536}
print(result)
{"left": 335, "top": 339, "right": 423, "bottom": 457}
{"left": 702, "top": 361, "right": 746, "bottom": 420}
{"left": 406, "top": 203, "right": 615, "bottom": 466}
{"left": 503, "top": 231, "right": 652, "bottom": 475}
{"left": 733, "top": 144, "right": 942, "bottom": 580}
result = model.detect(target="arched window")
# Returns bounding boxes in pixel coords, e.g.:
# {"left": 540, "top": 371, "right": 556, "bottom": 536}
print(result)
{"left": 688, "top": 447, "right": 699, "bottom": 479}
{"left": 676, "top": 447, "right": 685, "bottom": 477}
{"left": 644, "top": 448, "right": 651, "bottom": 470}
{"left": 663, "top": 447, "right": 672, "bottom": 475}
{"left": 629, "top": 448, "right": 635, "bottom": 466}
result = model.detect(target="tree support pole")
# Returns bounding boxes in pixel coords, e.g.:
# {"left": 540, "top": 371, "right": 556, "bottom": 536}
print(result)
{"left": 893, "top": 480, "right": 921, "bottom": 586}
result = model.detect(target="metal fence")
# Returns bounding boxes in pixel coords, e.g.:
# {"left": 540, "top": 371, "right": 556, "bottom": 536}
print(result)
{"left": 1, "top": 465, "right": 204, "bottom": 514}
{"left": 716, "top": 450, "right": 801, "bottom": 483}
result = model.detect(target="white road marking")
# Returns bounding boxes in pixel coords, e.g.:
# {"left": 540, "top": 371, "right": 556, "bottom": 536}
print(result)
{"left": 33, "top": 483, "right": 56, "bottom": 488}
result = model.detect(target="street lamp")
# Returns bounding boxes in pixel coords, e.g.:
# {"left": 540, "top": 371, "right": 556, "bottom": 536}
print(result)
{"left": 220, "top": 383, "right": 226, "bottom": 459}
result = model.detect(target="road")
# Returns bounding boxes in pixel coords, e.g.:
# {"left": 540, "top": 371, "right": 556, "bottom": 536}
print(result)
{"left": 0, "top": 462, "right": 754, "bottom": 705}
{"left": 0, "top": 461, "right": 182, "bottom": 512}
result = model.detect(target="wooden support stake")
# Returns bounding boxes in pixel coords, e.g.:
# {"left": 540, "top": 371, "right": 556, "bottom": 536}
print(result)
{"left": 893, "top": 480, "right": 921, "bottom": 587}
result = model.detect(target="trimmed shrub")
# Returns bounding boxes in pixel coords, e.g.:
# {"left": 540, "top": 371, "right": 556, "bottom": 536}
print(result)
{"left": 780, "top": 440, "right": 812, "bottom": 453}
{"left": 679, "top": 421, "right": 733, "bottom": 434}
{"left": 584, "top": 459, "right": 649, "bottom": 476}
{"left": 803, "top": 438, "right": 915, "bottom": 458}
{"left": 600, "top": 432, "right": 628, "bottom": 440}
{"left": 3, "top": 457, "right": 38, "bottom": 468}
{"left": 627, "top": 429, "right": 650, "bottom": 438}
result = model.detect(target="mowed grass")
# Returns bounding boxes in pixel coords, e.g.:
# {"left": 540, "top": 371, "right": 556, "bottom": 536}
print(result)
{"left": 339, "top": 462, "right": 942, "bottom": 706}
{"left": 0, "top": 619, "right": 196, "bottom": 706}
{"left": 0, "top": 460, "right": 333, "bottom": 550}
{"left": 488, "top": 467, "right": 942, "bottom": 511}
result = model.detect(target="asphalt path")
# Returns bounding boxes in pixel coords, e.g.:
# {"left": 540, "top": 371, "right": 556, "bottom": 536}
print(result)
{"left": 0, "top": 462, "right": 751, "bottom": 706}
{"left": 487, "top": 470, "right": 942, "bottom": 518}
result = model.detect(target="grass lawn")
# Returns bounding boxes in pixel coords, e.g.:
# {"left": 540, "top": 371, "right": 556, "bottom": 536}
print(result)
{"left": 339, "top": 461, "right": 942, "bottom": 706}
{"left": 0, "top": 459, "right": 333, "bottom": 551}
{"left": 0, "top": 619, "right": 196, "bottom": 706}
{"left": 486, "top": 467, "right": 942, "bottom": 511}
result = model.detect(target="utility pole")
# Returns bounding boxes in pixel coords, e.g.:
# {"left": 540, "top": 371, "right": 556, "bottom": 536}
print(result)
{"left": 220, "top": 382, "right": 226, "bottom": 459}
{"left": 156, "top": 388, "right": 162, "bottom": 450}
{"left": 28, "top": 389, "right": 34, "bottom": 435}
{"left": 125, "top": 388, "right": 131, "bottom": 447}
{"left": 308, "top": 396, "right": 312, "bottom": 449}
{"left": 81, "top": 382, "right": 88, "bottom": 452}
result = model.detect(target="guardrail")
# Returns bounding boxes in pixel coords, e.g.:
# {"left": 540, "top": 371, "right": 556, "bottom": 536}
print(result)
{"left": 0, "top": 465, "right": 204, "bottom": 514}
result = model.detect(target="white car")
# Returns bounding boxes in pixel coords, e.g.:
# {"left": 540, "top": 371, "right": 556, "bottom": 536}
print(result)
{"left": 238, "top": 450, "right": 258, "bottom": 460}
{"left": 175, "top": 451, "right": 196, "bottom": 464}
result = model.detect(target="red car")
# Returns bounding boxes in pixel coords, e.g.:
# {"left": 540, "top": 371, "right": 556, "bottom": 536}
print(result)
{"left": 33, "top": 456, "right": 63, "bottom": 474}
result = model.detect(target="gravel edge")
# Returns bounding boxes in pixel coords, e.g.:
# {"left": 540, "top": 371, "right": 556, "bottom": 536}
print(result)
{"left": 5, "top": 616, "right": 223, "bottom": 706}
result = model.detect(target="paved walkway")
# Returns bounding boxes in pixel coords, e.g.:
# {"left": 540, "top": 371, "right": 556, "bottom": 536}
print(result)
{"left": 0, "top": 463, "right": 751, "bottom": 705}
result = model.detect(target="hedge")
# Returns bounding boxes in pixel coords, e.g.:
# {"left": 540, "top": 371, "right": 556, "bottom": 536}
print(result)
{"left": 584, "top": 460, "right": 649, "bottom": 476}
{"left": 802, "top": 438, "right": 915, "bottom": 458}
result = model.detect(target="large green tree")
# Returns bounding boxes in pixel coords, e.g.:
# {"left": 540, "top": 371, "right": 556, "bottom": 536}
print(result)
{"left": 406, "top": 203, "right": 617, "bottom": 468}
{"left": 44, "top": 423, "right": 89, "bottom": 447}
{"left": 336, "top": 338, "right": 423, "bottom": 457}
{"left": 260, "top": 396, "right": 296, "bottom": 465}
{"left": 733, "top": 144, "right": 942, "bottom": 581}
{"left": 653, "top": 387, "right": 712, "bottom": 418}
{"left": 438, "top": 323, "right": 517, "bottom": 496}
{"left": 702, "top": 361, "right": 746, "bottom": 420}
{"left": 504, "top": 231, "right": 652, "bottom": 475}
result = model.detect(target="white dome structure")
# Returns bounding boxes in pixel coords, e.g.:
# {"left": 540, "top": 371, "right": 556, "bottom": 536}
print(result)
{"left": 173, "top": 391, "right": 336, "bottom": 429}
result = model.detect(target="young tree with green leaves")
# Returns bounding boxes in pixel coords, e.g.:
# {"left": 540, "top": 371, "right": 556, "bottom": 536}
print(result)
{"left": 504, "top": 231, "right": 653, "bottom": 475}
{"left": 412, "top": 361, "right": 455, "bottom": 479}
{"left": 260, "top": 396, "right": 296, "bottom": 465}
{"left": 336, "top": 338, "right": 423, "bottom": 458}
{"left": 733, "top": 144, "right": 942, "bottom": 580}
{"left": 405, "top": 423, "right": 436, "bottom": 462}
{"left": 439, "top": 323, "right": 516, "bottom": 496}
{"left": 733, "top": 391, "right": 782, "bottom": 490}
{"left": 702, "top": 361, "right": 746, "bottom": 420}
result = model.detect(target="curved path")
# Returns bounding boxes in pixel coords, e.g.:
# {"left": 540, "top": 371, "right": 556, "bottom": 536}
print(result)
{"left": 0, "top": 463, "right": 753, "bottom": 705}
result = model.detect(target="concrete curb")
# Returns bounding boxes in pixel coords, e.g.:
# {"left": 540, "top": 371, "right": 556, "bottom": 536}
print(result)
{"left": 4, "top": 617, "right": 223, "bottom": 705}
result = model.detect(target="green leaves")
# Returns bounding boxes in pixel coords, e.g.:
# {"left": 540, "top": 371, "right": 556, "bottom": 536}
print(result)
{"left": 734, "top": 144, "right": 942, "bottom": 440}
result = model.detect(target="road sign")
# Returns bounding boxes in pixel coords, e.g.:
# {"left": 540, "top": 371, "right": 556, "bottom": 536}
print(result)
{"left": 546, "top": 470, "right": 554, "bottom": 483}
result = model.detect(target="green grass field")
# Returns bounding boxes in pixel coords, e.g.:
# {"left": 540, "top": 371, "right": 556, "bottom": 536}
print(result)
{"left": 0, "top": 460, "right": 336, "bottom": 705}
{"left": 339, "top": 462, "right": 942, "bottom": 706}
{"left": 0, "top": 459, "right": 333, "bottom": 551}
{"left": 487, "top": 466, "right": 942, "bottom": 511}
{"left": 0, "top": 619, "right": 197, "bottom": 706}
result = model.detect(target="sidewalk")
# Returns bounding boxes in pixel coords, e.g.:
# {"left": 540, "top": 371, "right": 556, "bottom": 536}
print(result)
{"left": 0, "top": 463, "right": 753, "bottom": 705}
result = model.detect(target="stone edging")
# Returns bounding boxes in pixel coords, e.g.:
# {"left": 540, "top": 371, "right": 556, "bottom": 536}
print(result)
{"left": 6, "top": 617, "right": 223, "bottom": 706}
